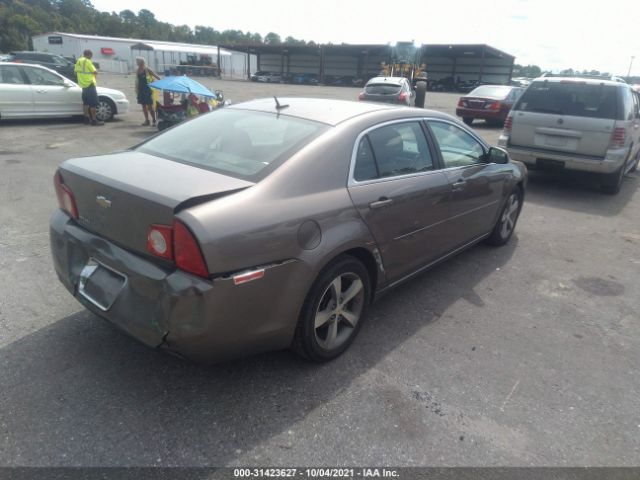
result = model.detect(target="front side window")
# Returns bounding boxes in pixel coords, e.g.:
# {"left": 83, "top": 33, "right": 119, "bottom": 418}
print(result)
{"left": 138, "top": 109, "right": 328, "bottom": 181}
{"left": 23, "top": 67, "right": 64, "bottom": 86}
{"left": 428, "top": 121, "right": 485, "bottom": 168}
{"left": 353, "top": 122, "right": 433, "bottom": 181}
{"left": 0, "top": 65, "right": 25, "bottom": 85}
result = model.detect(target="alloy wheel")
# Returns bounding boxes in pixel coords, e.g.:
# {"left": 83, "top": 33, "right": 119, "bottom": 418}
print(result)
{"left": 500, "top": 193, "right": 520, "bottom": 239}
{"left": 95, "top": 100, "right": 113, "bottom": 122}
{"left": 314, "top": 272, "right": 365, "bottom": 350}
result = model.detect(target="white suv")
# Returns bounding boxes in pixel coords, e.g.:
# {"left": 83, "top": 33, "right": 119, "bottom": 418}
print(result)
{"left": 499, "top": 76, "right": 640, "bottom": 194}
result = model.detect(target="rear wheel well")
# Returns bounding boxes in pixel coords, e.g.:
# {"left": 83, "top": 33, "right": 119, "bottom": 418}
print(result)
{"left": 341, "top": 248, "right": 379, "bottom": 301}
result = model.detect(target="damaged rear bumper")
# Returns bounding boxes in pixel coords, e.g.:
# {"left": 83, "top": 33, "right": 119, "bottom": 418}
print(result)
{"left": 49, "top": 209, "right": 305, "bottom": 363}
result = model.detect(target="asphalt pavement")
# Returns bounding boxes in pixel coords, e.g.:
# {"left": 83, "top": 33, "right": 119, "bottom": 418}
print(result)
{"left": 0, "top": 75, "right": 639, "bottom": 467}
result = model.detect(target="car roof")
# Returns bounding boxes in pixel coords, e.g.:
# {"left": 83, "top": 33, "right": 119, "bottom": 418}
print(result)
{"left": 2, "top": 61, "right": 54, "bottom": 70}
{"left": 229, "top": 97, "right": 402, "bottom": 126}
{"left": 366, "top": 76, "right": 405, "bottom": 85}
{"left": 531, "top": 76, "right": 626, "bottom": 87}
{"left": 10, "top": 51, "right": 58, "bottom": 56}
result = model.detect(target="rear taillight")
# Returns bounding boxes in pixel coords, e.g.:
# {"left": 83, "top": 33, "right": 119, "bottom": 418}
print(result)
{"left": 398, "top": 92, "right": 408, "bottom": 102}
{"left": 487, "top": 101, "right": 501, "bottom": 110}
{"left": 503, "top": 116, "right": 513, "bottom": 133}
{"left": 147, "top": 224, "right": 173, "bottom": 260}
{"left": 609, "top": 127, "right": 626, "bottom": 149}
{"left": 174, "top": 220, "right": 209, "bottom": 278}
{"left": 457, "top": 98, "right": 464, "bottom": 107}
{"left": 146, "top": 221, "right": 209, "bottom": 278}
{"left": 53, "top": 171, "right": 78, "bottom": 219}
{"left": 358, "top": 92, "right": 365, "bottom": 100}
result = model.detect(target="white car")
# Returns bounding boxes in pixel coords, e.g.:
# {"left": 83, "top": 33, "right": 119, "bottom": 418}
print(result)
{"left": 0, "top": 62, "right": 129, "bottom": 122}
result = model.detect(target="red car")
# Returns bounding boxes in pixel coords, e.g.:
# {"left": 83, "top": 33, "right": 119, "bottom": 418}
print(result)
{"left": 456, "top": 85, "right": 523, "bottom": 126}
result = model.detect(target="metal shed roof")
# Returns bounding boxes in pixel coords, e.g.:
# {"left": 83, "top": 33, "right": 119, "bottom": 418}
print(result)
{"left": 34, "top": 32, "right": 231, "bottom": 56}
{"left": 130, "top": 41, "right": 231, "bottom": 56}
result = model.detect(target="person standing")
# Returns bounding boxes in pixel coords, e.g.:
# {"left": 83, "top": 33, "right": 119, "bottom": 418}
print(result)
{"left": 74, "top": 49, "right": 103, "bottom": 126}
{"left": 135, "top": 57, "right": 160, "bottom": 126}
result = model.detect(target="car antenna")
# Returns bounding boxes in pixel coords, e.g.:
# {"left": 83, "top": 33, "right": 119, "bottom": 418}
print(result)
{"left": 274, "top": 96, "right": 289, "bottom": 111}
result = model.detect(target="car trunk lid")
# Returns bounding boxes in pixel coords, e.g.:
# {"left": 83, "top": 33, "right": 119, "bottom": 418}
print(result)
{"left": 59, "top": 150, "right": 253, "bottom": 257}
{"left": 462, "top": 97, "right": 490, "bottom": 109}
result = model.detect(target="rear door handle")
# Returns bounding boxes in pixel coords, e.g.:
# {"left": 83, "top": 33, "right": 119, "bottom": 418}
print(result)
{"left": 369, "top": 197, "right": 394, "bottom": 209}
{"left": 452, "top": 179, "right": 466, "bottom": 191}
{"left": 35, "top": 90, "right": 47, "bottom": 94}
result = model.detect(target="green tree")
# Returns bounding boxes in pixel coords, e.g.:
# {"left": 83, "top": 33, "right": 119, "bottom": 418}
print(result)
{"left": 264, "top": 32, "right": 281, "bottom": 45}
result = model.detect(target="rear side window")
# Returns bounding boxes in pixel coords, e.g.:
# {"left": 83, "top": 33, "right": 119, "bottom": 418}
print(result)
{"left": 353, "top": 122, "right": 434, "bottom": 181}
{"left": 619, "top": 87, "right": 634, "bottom": 121}
{"left": 365, "top": 83, "right": 402, "bottom": 94}
{"left": 0, "top": 65, "right": 25, "bottom": 84}
{"left": 138, "top": 109, "right": 328, "bottom": 181}
{"left": 515, "top": 81, "right": 621, "bottom": 120}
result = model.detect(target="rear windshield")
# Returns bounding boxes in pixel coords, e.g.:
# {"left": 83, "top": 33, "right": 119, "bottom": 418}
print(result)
{"left": 365, "top": 83, "right": 402, "bottom": 94}
{"left": 468, "top": 85, "right": 512, "bottom": 99}
{"left": 137, "top": 109, "right": 328, "bottom": 181}
{"left": 514, "top": 81, "right": 621, "bottom": 119}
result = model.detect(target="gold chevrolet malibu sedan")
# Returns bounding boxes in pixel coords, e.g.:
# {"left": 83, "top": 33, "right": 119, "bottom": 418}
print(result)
{"left": 50, "top": 98, "right": 526, "bottom": 363}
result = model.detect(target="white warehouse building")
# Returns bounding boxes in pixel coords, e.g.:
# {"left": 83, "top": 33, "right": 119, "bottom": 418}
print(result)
{"left": 32, "top": 32, "right": 256, "bottom": 78}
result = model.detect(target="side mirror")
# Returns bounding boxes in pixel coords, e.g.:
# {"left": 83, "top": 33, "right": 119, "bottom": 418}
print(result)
{"left": 487, "top": 146, "right": 509, "bottom": 164}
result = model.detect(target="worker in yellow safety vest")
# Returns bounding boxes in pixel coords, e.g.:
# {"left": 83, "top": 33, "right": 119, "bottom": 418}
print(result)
{"left": 74, "top": 49, "right": 103, "bottom": 126}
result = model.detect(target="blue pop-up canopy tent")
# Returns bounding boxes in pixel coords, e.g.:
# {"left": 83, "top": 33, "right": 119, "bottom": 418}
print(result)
{"left": 149, "top": 76, "right": 216, "bottom": 98}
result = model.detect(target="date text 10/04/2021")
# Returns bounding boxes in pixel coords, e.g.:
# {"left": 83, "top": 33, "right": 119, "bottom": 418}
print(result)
{"left": 233, "top": 468, "right": 401, "bottom": 478}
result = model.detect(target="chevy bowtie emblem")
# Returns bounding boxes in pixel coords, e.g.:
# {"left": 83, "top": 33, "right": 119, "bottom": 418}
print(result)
{"left": 96, "top": 195, "right": 112, "bottom": 209}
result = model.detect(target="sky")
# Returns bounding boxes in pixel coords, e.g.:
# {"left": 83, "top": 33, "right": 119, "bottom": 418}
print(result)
{"left": 91, "top": 0, "right": 639, "bottom": 75}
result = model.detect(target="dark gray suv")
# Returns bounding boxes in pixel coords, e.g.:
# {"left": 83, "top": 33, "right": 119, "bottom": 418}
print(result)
{"left": 7, "top": 51, "right": 76, "bottom": 80}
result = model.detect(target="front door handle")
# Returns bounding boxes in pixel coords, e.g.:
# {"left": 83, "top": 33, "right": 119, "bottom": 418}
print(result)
{"left": 452, "top": 179, "right": 466, "bottom": 191}
{"left": 369, "top": 197, "right": 394, "bottom": 209}
{"left": 35, "top": 89, "right": 47, "bottom": 94}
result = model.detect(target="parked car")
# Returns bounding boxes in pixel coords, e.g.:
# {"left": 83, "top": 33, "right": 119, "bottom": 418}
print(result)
{"left": 510, "top": 77, "right": 532, "bottom": 88}
{"left": 256, "top": 72, "right": 282, "bottom": 83}
{"left": 6, "top": 51, "right": 76, "bottom": 80}
{"left": 359, "top": 77, "right": 415, "bottom": 106}
{"left": 0, "top": 62, "right": 129, "bottom": 122}
{"left": 457, "top": 80, "right": 482, "bottom": 93}
{"left": 50, "top": 97, "right": 526, "bottom": 363}
{"left": 499, "top": 76, "right": 640, "bottom": 194}
{"left": 291, "top": 73, "right": 319, "bottom": 85}
{"left": 456, "top": 85, "right": 523, "bottom": 126}
{"left": 250, "top": 70, "right": 271, "bottom": 82}
{"left": 324, "top": 75, "right": 356, "bottom": 86}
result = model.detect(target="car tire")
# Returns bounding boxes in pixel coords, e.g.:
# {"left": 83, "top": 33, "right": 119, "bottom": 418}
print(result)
{"left": 630, "top": 150, "right": 639, "bottom": 173}
{"left": 414, "top": 81, "right": 426, "bottom": 108}
{"left": 463, "top": 117, "right": 474, "bottom": 126}
{"left": 292, "top": 255, "right": 371, "bottom": 362}
{"left": 486, "top": 187, "right": 523, "bottom": 246}
{"left": 95, "top": 97, "right": 115, "bottom": 122}
{"left": 601, "top": 160, "right": 627, "bottom": 195}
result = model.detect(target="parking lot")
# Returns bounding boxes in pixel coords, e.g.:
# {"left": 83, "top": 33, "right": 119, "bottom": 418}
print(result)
{"left": 1, "top": 74, "right": 639, "bottom": 467}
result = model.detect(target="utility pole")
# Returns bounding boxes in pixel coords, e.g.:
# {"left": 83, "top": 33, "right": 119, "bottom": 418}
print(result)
{"left": 628, "top": 56, "right": 635, "bottom": 78}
